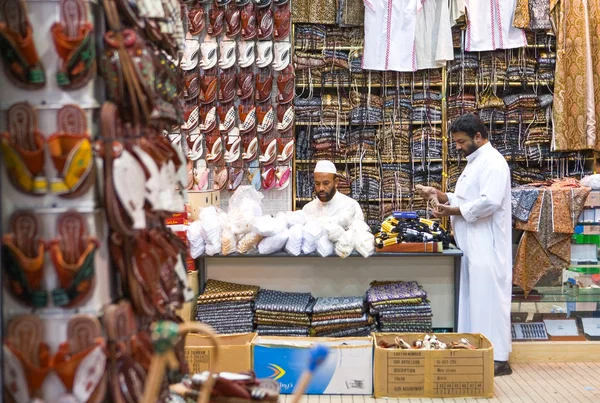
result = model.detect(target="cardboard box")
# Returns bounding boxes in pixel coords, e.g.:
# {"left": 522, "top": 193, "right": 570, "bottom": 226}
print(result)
{"left": 212, "top": 191, "right": 220, "bottom": 207}
{"left": 186, "top": 333, "right": 256, "bottom": 374}
{"left": 188, "top": 191, "right": 220, "bottom": 220}
{"left": 585, "top": 191, "right": 600, "bottom": 207}
{"left": 252, "top": 336, "right": 373, "bottom": 395}
{"left": 373, "top": 333, "right": 493, "bottom": 399}
{"left": 177, "top": 271, "right": 199, "bottom": 322}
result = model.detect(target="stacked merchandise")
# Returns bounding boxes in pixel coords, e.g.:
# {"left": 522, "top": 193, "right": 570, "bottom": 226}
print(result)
{"left": 506, "top": 53, "right": 537, "bottom": 82}
{"left": 322, "top": 93, "right": 352, "bottom": 124}
{"left": 537, "top": 51, "right": 556, "bottom": 81}
{"left": 412, "top": 126, "right": 443, "bottom": 161}
{"left": 367, "top": 281, "right": 433, "bottom": 333}
{"left": 350, "top": 165, "right": 380, "bottom": 201}
{"left": 412, "top": 91, "right": 442, "bottom": 122}
{"left": 255, "top": 290, "right": 314, "bottom": 336}
{"left": 350, "top": 92, "right": 383, "bottom": 124}
{"left": 503, "top": 93, "right": 540, "bottom": 122}
{"left": 295, "top": 170, "right": 313, "bottom": 199}
{"left": 195, "top": 280, "right": 259, "bottom": 334}
{"left": 413, "top": 163, "right": 443, "bottom": 191}
{"left": 311, "top": 127, "right": 347, "bottom": 160}
{"left": 346, "top": 128, "right": 377, "bottom": 159}
{"left": 479, "top": 51, "right": 508, "bottom": 82}
{"left": 447, "top": 51, "right": 479, "bottom": 84}
{"left": 310, "top": 297, "right": 374, "bottom": 337}
{"left": 381, "top": 165, "right": 412, "bottom": 199}
{"left": 296, "top": 96, "right": 322, "bottom": 122}
{"left": 322, "top": 50, "right": 351, "bottom": 86}
{"left": 295, "top": 128, "right": 313, "bottom": 160}
{"left": 383, "top": 91, "right": 413, "bottom": 121}
{"left": 447, "top": 94, "right": 477, "bottom": 121}
{"left": 379, "top": 125, "right": 411, "bottom": 160}
{"left": 446, "top": 164, "right": 464, "bottom": 192}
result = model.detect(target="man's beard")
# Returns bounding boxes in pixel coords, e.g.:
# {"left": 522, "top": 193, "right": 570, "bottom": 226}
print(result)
{"left": 317, "top": 189, "right": 335, "bottom": 202}
{"left": 460, "top": 142, "right": 478, "bottom": 156}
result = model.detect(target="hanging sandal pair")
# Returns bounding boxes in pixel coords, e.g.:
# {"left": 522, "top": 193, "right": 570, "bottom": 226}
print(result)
{"left": 260, "top": 165, "right": 289, "bottom": 190}
{"left": 1, "top": 210, "right": 99, "bottom": 308}
{"left": 4, "top": 314, "right": 107, "bottom": 403}
{"left": 0, "top": 103, "right": 95, "bottom": 197}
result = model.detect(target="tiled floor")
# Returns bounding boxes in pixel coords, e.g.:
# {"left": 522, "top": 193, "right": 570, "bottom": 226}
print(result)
{"left": 281, "top": 363, "right": 600, "bottom": 402}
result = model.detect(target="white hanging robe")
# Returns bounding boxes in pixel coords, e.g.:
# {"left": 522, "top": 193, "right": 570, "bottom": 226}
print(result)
{"left": 415, "top": 0, "right": 454, "bottom": 70}
{"left": 302, "top": 191, "right": 365, "bottom": 222}
{"left": 464, "top": 0, "right": 527, "bottom": 51}
{"left": 447, "top": 142, "right": 513, "bottom": 361}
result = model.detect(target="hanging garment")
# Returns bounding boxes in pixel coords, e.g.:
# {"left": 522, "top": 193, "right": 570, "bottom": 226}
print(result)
{"left": 362, "top": 0, "right": 419, "bottom": 71}
{"left": 450, "top": 0, "right": 466, "bottom": 25}
{"left": 446, "top": 142, "right": 512, "bottom": 361}
{"left": 513, "top": 0, "right": 552, "bottom": 30}
{"left": 464, "top": 0, "right": 527, "bottom": 51}
{"left": 415, "top": 0, "right": 454, "bottom": 70}
{"left": 551, "top": 0, "right": 600, "bottom": 151}
{"left": 302, "top": 191, "right": 365, "bottom": 222}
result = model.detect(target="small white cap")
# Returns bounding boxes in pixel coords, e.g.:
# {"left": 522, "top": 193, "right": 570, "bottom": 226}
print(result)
{"left": 314, "top": 160, "right": 337, "bottom": 174}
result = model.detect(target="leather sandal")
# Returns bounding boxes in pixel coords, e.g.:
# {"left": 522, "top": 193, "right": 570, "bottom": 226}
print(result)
{"left": 214, "top": 165, "right": 229, "bottom": 190}
{"left": 247, "top": 160, "right": 261, "bottom": 190}
{"left": 241, "top": 2, "right": 257, "bottom": 40}
{"left": 181, "top": 102, "right": 200, "bottom": 132}
{"left": 200, "top": 104, "right": 217, "bottom": 132}
{"left": 186, "top": 160, "right": 195, "bottom": 190}
{"left": 275, "top": 165, "right": 291, "bottom": 190}
{"left": 276, "top": 103, "right": 294, "bottom": 132}
{"left": 258, "top": 137, "right": 277, "bottom": 165}
{"left": 238, "top": 40, "right": 255, "bottom": 68}
{"left": 0, "top": 0, "right": 45, "bottom": 88}
{"left": 4, "top": 315, "right": 51, "bottom": 402}
{"left": 1, "top": 211, "right": 47, "bottom": 307}
{"left": 255, "top": 67, "right": 273, "bottom": 103}
{"left": 257, "top": 104, "right": 274, "bottom": 133}
{"left": 237, "top": 67, "right": 254, "bottom": 100}
{"left": 239, "top": 103, "right": 257, "bottom": 133}
{"left": 0, "top": 102, "right": 48, "bottom": 195}
{"left": 51, "top": 0, "right": 96, "bottom": 89}
{"left": 272, "top": 41, "right": 291, "bottom": 71}
{"left": 228, "top": 167, "right": 244, "bottom": 191}
{"left": 276, "top": 65, "right": 294, "bottom": 104}
{"left": 277, "top": 137, "right": 294, "bottom": 163}
{"left": 103, "top": 301, "right": 147, "bottom": 403}
{"left": 199, "top": 41, "right": 218, "bottom": 69}
{"left": 194, "top": 159, "right": 210, "bottom": 191}
{"left": 183, "top": 70, "right": 200, "bottom": 101}
{"left": 180, "top": 35, "right": 200, "bottom": 71}
{"left": 219, "top": 40, "right": 237, "bottom": 69}
{"left": 242, "top": 136, "right": 258, "bottom": 161}
{"left": 206, "top": 129, "right": 223, "bottom": 162}
{"left": 218, "top": 69, "right": 237, "bottom": 103}
{"left": 49, "top": 211, "right": 99, "bottom": 307}
{"left": 261, "top": 165, "right": 276, "bottom": 190}
{"left": 188, "top": 5, "right": 206, "bottom": 35}
{"left": 208, "top": 2, "right": 225, "bottom": 36}
{"left": 200, "top": 72, "right": 218, "bottom": 104}
{"left": 224, "top": 128, "right": 241, "bottom": 163}
{"left": 172, "top": 372, "right": 279, "bottom": 403}
{"left": 256, "top": 40, "right": 273, "bottom": 68}
{"left": 225, "top": 3, "right": 241, "bottom": 37}
{"left": 47, "top": 105, "right": 95, "bottom": 198}
{"left": 51, "top": 315, "right": 107, "bottom": 403}
{"left": 257, "top": 6, "right": 273, "bottom": 40}
{"left": 218, "top": 103, "right": 236, "bottom": 133}
{"left": 273, "top": 2, "right": 290, "bottom": 40}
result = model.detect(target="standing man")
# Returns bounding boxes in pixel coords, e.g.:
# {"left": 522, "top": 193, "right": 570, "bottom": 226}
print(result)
{"left": 302, "top": 160, "right": 365, "bottom": 222}
{"left": 416, "top": 113, "right": 513, "bottom": 376}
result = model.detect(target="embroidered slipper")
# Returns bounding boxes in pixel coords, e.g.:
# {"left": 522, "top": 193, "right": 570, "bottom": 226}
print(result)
{"left": 51, "top": 315, "right": 107, "bottom": 403}
{"left": 0, "top": 0, "right": 45, "bottom": 88}
{"left": 255, "top": 67, "right": 273, "bottom": 103}
{"left": 224, "top": 128, "right": 241, "bottom": 163}
{"left": 103, "top": 301, "right": 147, "bottom": 403}
{"left": 186, "top": 160, "right": 195, "bottom": 190}
{"left": 257, "top": 6, "right": 273, "bottom": 40}
{"left": 47, "top": 105, "right": 95, "bottom": 198}
{"left": 206, "top": 131, "right": 223, "bottom": 162}
{"left": 276, "top": 65, "right": 294, "bottom": 104}
{"left": 276, "top": 103, "right": 294, "bottom": 132}
{"left": 200, "top": 104, "right": 217, "bottom": 133}
{"left": 194, "top": 159, "right": 209, "bottom": 191}
{"left": 49, "top": 211, "right": 99, "bottom": 307}
{"left": 273, "top": 2, "right": 290, "bottom": 40}
{"left": 257, "top": 104, "right": 274, "bottom": 133}
{"left": 207, "top": 2, "right": 225, "bottom": 36}
{"left": 238, "top": 103, "right": 257, "bottom": 133}
{"left": 188, "top": 4, "right": 206, "bottom": 35}
{"left": 218, "top": 68, "right": 237, "bottom": 103}
{"left": 261, "top": 165, "right": 276, "bottom": 190}
{"left": 51, "top": 0, "right": 96, "bottom": 89}
{"left": 228, "top": 166, "right": 244, "bottom": 191}
{"left": 4, "top": 315, "right": 51, "bottom": 402}
{"left": 1, "top": 210, "right": 47, "bottom": 307}
{"left": 247, "top": 160, "right": 261, "bottom": 191}
{"left": 183, "top": 70, "right": 200, "bottom": 101}
{"left": 181, "top": 102, "right": 200, "bottom": 132}
{"left": 180, "top": 35, "right": 200, "bottom": 71}
{"left": 225, "top": 3, "right": 241, "bottom": 38}
{"left": 218, "top": 103, "right": 236, "bottom": 133}
{"left": 187, "top": 132, "right": 204, "bottom": 161}
{"left": 276, "top": 137, "right": 294, "bottom": 163}
{"left": 258, "top": 137, "right": 277, "bottom": 165}
{"left": 0, "top": 102, "right": 48, "bottom": 195}
{"left": 237, "top": 67, "right": 254, "bottom": 100}
{"left": 200, "top": 73, "right": 218, "bottom": 104}
{"left": 275, "top": 165, "right": 290, "bottom": 190}
{"left": 214, "top": 166, "right": 229, "bottom": 190}
{"left": 242, "top": 136, "right": 258, "bottom": 161}
{"left": 241, "top": 2, "right": 257, "bottom": 40}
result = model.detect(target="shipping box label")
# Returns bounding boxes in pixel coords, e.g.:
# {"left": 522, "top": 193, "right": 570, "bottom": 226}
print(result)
{"left": 386, "top": 351, "right": 426, "bottom": 396}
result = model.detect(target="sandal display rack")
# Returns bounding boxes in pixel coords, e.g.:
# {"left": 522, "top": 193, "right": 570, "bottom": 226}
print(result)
{"left": 292, "top": 23, "right": 597, "bottom": 228}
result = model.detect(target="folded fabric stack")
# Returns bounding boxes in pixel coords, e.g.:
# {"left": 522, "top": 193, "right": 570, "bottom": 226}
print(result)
{"left": 295, "top": 169, "right": 313, "bottom": 198}
{"left": 346, "top": 128, "right": 377, "bottom": 159}
{"left": 255, "top": 289, "right": 314, "bottom": 336}
{"left": 367, "top": 281, "right": 433, "bottom": 333}
{"left": 447, "top": 94, "right": 477, "bottom": 121}
{"left": 312, "top": 127, "right": 347, "bottom": 160}
{"left": 310, "top": 296, "right": 374, "bottom": 337}
{"left": 413, "top": 163, "right": 443, "bottom": 190}
{"left": 322, "top": 69, "right": 351, "bottom": 86}
{"left": 495, "top": 124, "right": 523, "bottom": 159}
{"left": 350, "top": 107, "right": 383, "bottom": 124}
{"left": 362, "top": 203, "right": 383, "bottom": 228}
{"left": 479, "top": 51, "right": 507, "bottom": 81}
{"left": 325, "top": 25, "right": 363, "bottom": 48}
{"left": 506, "top": 56, "right": 536, "bottom": 81}
{"left": 448, "top": 52, "right": 479, "bottom": 83}
{"left": 412, "top": 91, "right": 442, "bottom": 122}
{"left": 296, "top": 129, "right": 312, "bottom": 160}
{"left": 379, "top": 125, "right": 410, "bottom": 159}
{"left": 412, "top": 127, "right": 443, "bottom": 160}
{"left": 479, "top": 108, "right": 506, "bottom": 124}
{"left": 350, "top": 165, "right": 380, "bottom": 201}
{"left": 296, "top": 68, "right": 323, "bottom": 86}
{"left": 296, "top": 97, "right": 322, "bottom": 123}
{"left": 446, "top": 163, "right": 464, "bottom": 192}
{"left": 381, "top": 164, "right": 411, "bottom": 198}
{"left": 294, "top": 51, "right": 326, "bottom": 71}
{"left": 537, "top": 52, "right": 556, "bottom": 81}
{"left": 293, "top": 24, "right": 326, "bottom": 49}
{"left": 323, "top": 50, "right": 349, "bottom": 70}
{"left": 322, "top": 94, "right": 351, "bottom": 124}
{"left": 337, "top": 174, "right": 352, "bottom": 195}
{"left": 412, "top": 69, "right": 443, "bottom": 86}
{"left": 196, "top": 279, "right": 259, "bottom": 334}
{"left": 511, "top": 164, "right": 553, "bottom": 186}
{"left": 348, "top": 50, "right": 362, "bottom": 72}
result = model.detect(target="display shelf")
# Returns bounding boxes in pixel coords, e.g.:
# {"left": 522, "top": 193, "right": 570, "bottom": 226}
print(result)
{"left": 295, "top": 83, "right": 443, "bottom": 89}
{"left": 295, "top": 159, "right": 413, "bottom": 164}
{"left": 198, "top": 249, "right": 462, "bottom": 258}
{"left": 295, "top": 197, "right": 414, "bottom": 203}
{"left": 447, "top": 81, "right": 554, "bottom": 87}
{"left": 513, "top": 286, "right": 600, "bottom": 303}
{"left": 510, "top": 341, "right": 600, "bottom": 363}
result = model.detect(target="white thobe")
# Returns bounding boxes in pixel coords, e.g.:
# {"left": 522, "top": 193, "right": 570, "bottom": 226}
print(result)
{"left": 415, "top": 0, "right": 454, "bottom": 70}
{"left": 464, "top": 0, "right": 527, "bottom": 51}
{"left": 446, "top": 142, "right": 513, "bottom": 361}
{"left": 302, "top": 191, "right": 365, "bottom": 222}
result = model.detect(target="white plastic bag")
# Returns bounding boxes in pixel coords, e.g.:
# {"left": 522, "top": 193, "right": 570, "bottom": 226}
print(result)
{"left": 253, "top": 215, "right": 286, "bottom": 237}
{"left": 187, "top": 220, "right": 205, "bottom": 258}
{"left": 285, "top": 224, "right": 303, "bottom": 256}
{"left": 581, "top": 174, "right": 600, "bottom": 189}
{"left": 302, "top": 220, "right": 322, "bottom": 254}
{"left": 258, "top": 230, "right": 289, "bottom": 254}
{"left": 221, "top": 230, "right": 237, "bottom": 255}
{"left": 199, "top": 207, "right": 222, "bottom": 255}
{"left": 350, "top": 220, "right": 371, "bottom": 234}
{"left": 335, "top": 229, "right": 355, "bottom": 258}
{"left": 228, "top": 186, "right": 264, "bottom": 216}
{"left": 325, "top": 222, "right": 345, "bottom": 243}
{"left": 237, "top": 232, "right": 264, "bottom": 254}
{"left": 286, "top": 210, "right": 307, "bottom": 227}
{"left": 354, "top": 231, "right": 375, "bottom": 258}
{"left": 316, "top": 233, "right": 334, "bottom": 257}
{"left": 335, "top": 208, "right": 355, "bottom": 230}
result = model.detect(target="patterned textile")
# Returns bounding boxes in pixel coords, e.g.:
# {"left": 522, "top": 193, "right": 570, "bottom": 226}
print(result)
{"left": 511, "top": 189, "right": 541, "bottom": 222}
{"left": 318, "top": 325, "right": 375, "bottom": 338}
{"left": 255, "top": 290, "right": 312, "bottom": 313}
{"left": 255, "top": 289, "right": 313, "bottom": 336}
{"left": 513, "top": 0, "right": 552, "bottom": 30}
{"left": 198, "top": 280, "right": 260, "bottom": 301}
{"left": 513, "top": 182, "right": 591, "bottom": 295}
{"left": 313, "top": 296, "right": 365, "bottom": 313}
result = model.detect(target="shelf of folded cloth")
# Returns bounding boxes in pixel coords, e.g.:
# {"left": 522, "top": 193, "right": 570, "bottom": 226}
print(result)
{"left": 512, "top": 286, "right": 600, "bottom": 303}
{"left": 295, "top": 197, "right": 413, "bottom": 203}
{"left": 295, "top": 82, "right": 442, "bottom": 89}
{"left": 295, "top": 159, "right": 413, "bottom": 164}
{"left": 198, "top": 249, "right": 462, "bottom": 258}
{"left": 447, "top": 81, "right": 554, "bottom": 87}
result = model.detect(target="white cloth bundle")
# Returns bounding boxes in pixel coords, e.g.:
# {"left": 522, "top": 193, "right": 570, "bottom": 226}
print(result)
{"left": 302, "top": 219, "right": 322, "bottom": 254}
{"left": 334, "top": 207, "right": 355, "bottom": 230}
{"left": 350, "top": 220, "right": 371, "bottom": 233}
{"left": 221, "top": 230, "right": 237, "bottom": 255}
{"left": 324, "top": 222, "right": 345, "bottom": 242}
{"left": 258, "top": 230, "right": 290, "bottom": 255}
{"left": 354, "top": 230, "right": 375, "bottom": 258}
{"left": 200, "top": 207, "right": 222, "bottom": 255}
{"left": 253, "top": 215, "right": 286, "bottom": 237}
{"left": 581, "top": 174, "right": 600, "bottom": 189}
{"left": 237, "top": 232, "right": 264, "bottom": 254}
{"left": 285, "top": 224, "right": 303, "bottom": 256}
{"left": 187, "top": 221, "right": 205, "bottom": 258}
{"left": 286, "top": 210, "right": 307, "bottom": 227}
{"left": 316, "top": 233, "right": 334, "bottom": 257}
{"left": 335, "top": 229, "right": 355, "bottom": 258}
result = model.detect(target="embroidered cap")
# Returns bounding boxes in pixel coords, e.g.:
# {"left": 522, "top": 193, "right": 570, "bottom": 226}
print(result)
{"left": 314, "top": 160, "right": 337, "bottom": 175}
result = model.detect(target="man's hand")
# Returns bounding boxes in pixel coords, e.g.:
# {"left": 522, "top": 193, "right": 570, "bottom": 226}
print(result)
{"left": 433, "top": 204, "right": 462, "bottom": 218}
{"left": 416, "top": 185, "right": 437, "bottom": 200}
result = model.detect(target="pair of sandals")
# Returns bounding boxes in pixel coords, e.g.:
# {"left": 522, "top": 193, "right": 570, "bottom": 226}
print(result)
{"left": 0, "top": 0, "right": 95, "bottom": 90}
{"left": 1, "top": 103, "right": 95, "bottom": 198}
{"left": 2, "top": 210, "right": 98, "bottom": 309}
{"left": 260, "top": 165, "right": 290, "bottom": 190}
{"left": 186, "top": 159, "right": 210, "bottom": 191}
{"left": 4, "top": 314, "right": 107, "bottom": 402}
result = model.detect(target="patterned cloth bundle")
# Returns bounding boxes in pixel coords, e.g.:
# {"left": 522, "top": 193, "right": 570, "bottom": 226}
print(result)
{"left": 310, "top": 296, "right": 374, "bottom": 337}
{"left": 255, "top": 289, "right": 314, "bottom": 336}
{"left": 195, "top": 279, "right": 260, "bottom": 334}
{"left": 367, "top": 281, "right": 433, "bottom": 333}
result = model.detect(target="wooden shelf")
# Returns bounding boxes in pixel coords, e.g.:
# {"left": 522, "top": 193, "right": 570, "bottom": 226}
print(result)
{"left": 295, "top": 197, "right": 413, "bottom": 203}
{"left": 295, "top": 121, "right": 441, "bottom": 126}
{"left": 447, "top": 81, "right": 554, "bottom": 87}
{"left": 296, "top": 159, "right": 412, "bottom": 164}
{"left": 296, "top": 83, "right": 443, "bottom": 89}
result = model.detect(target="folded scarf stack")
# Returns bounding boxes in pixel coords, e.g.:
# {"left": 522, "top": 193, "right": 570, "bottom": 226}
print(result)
{"left": 367, "top": 280, "right": 433, "bottom": 333}
{"left": 255, "top": 289, "right": 314, "bottom": 336}
{"left": 379, "top": 125, "right": 410, "bottom": 159}
{"left": 296, "top": 97, "right": 322, "bottom": 123}
{"left": 479, "top": 50, "right": 507, "bottom": 81}
{"left": 413, "top": 163, "right": 443, "bottom": 191}
{"left": 412, "top": 127, "right": 443, "bottom": 160}
{"left": 381, "top": 164, "right": 412, "bottom": 198}
{"left": 537, "top": 52, "right": 556, "bottom": 81}
{"left": 310, "top": 296, "right": 374, "bottom": 337}
{"left": 196, "top": 279, "right": 259, "bottom": 334}
{"left": 447, "top": 94, "right": 477, "bottom": 121}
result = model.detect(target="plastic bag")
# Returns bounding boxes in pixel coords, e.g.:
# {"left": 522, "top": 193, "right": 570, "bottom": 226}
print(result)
{"left": 253, "top": 215, "right": 286, "bottom": 237}
{"left": 286, "top": 210, "right": 307, "bottom": 227}
{"left": 335, "top": 229, "right": 355, "bottom": 258}
{"left": 325, "top": 222, "right": 345, "bottom": 243}
{"left": 187, "top": 220, "right": 205, "bottom": 258}
{"left": 335, "top": 208, "right": 355, "bottom": 230}
{"left": 581, "top": 174, "right": 600, "bottom": 189}
{"left": 221, "top": 230, "right": 237, "bottom": 255}
{"left": 237, "top": 232, "right": 264, "bottom": 254}
{"left": 350, "top": 220, "right": 371, "bottom": 234}
{"left": 275, "top": 212, "right": 289, "bottom": 229}
{"left": 285, "top": 224, "right": 303, "bottom": 256}
{"left": 228, "top": 186, "right": 264, "bottom": 216}
{"left": 258, "top": 230, "right": 290, "bottom": 255}
{"left": 302, "top": 219, "right": 322, "bottom": 254}
{"left": 354, "top": 230, "right": 375, "bottom": 258}
{"left": 200, "top": 207, "right": 222, "bottom": 255}
{"left": 316, "top": 233, "right": 334, "bottom": 257}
